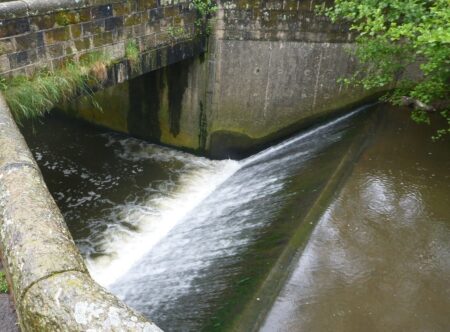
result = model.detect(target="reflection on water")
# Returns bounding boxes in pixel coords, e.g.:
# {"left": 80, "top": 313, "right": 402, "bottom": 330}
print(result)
{"left": 262, "top": 107, "right": 450, "bottom": 332}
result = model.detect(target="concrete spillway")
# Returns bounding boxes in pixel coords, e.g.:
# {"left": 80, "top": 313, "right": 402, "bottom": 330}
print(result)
{"left": 22, "top": 104, "right": 376, "bottom": 330}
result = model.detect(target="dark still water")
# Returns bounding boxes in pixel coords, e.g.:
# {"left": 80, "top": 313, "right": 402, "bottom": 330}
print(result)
{"left": 262, "top": 107, "right": 450, "bottom": 332}
{"left": 20, "top": 105, "right": 450, "bottom": 331}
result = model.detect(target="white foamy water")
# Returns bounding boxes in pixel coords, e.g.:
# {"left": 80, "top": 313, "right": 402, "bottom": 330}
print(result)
{"left": 86, "top": 105, "right": 373, "bottom": 288}
{"left": 104, "top": 107, "right": 372, "bottom": 331}
{"left": 24, "top": 105, "right": 375, "bottom": 331}
{"left": 85, "top": 138, "right": 240, "bottom": 286}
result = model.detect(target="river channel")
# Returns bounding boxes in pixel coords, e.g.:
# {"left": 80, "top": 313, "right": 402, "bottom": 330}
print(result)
{"left": 21, "top": 105, "right": 449, "bottom": 331}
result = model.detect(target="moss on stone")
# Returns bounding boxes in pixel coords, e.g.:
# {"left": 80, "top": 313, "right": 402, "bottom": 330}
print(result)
{"left": 63, "top": 81, "right": 130, "bottom": 134}
{"left": 0, "top": 271, "right": 8, "bottom": 293}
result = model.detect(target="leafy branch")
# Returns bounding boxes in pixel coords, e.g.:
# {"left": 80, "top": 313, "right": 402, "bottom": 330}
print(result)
{"left": 192, "top": 0, "right": 218, "bottom": 36}
{"left": 319, "top": 0, "right": 450, "bottom": 139}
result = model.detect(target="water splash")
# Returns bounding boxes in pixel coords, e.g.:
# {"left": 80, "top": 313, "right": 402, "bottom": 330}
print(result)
{"left": 86, "top": 139, "right": 240, "bottom": 286}
{"left": 87, "top": 105, "right": 374, "bottom": 288}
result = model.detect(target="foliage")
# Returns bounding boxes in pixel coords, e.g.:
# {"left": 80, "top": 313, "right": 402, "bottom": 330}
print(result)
{"left": 125, "top": 40, "right": 139, "bottom": 64}
{"left": 167, "top": 25, "right": 189, "bottom": 40}
{"left": 55, "top": 13, "right": 71, "bottom": 26}
{"left": 319, "top": 0, "right": 450, "bottom": 138}
{"left": 192, "top": 0, "right": 218, "bottom": 18}
{"left": 0, "top": 271, "right": 7, "bottom": 293}
{"left": 192, "top": 0, "right": 218, "bottom": 36}
{"left": 0, "top": 53, "right": 110, "bottom": 123}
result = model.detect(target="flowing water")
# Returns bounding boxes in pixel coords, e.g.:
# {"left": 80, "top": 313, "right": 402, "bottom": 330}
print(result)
{"left": 21, "top": 105, "right": 450, "bottom": 331}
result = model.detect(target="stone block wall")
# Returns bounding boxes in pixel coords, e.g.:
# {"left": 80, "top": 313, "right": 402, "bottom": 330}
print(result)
{"left": 218, "top": 0, "right": 353, "bottom": 42}
{"left": 0, "top": 0, "right": 199, "bottom": 78}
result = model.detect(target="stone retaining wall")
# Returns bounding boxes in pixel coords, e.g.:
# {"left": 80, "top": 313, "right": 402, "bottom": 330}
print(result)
{"left": 203, "top": 0, "right": 375, "bottom": 158}
{"left": 0, "top": 0, "right": 199, "bottom": 78}
{"left": 0, "top": 93, "right": 162, "bottom": 331}
{"left": 218, "top": 0, "right": 352, "bottom": 42}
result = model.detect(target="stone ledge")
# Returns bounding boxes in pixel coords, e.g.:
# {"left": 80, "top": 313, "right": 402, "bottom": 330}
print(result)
{"left": 0, "top": 0, "right": 183, "bottom": 19}
{"left": 0, "top": 0, "right": 87, "bottom": 19}
{"left": 21, "top": 271, "right": 161, "bottom": 331}
{"left": 0, "top": 1, "right": 27, "bottom": 19}
{"left": 23, "top": 0, "right": 91, "bottom": 17}
{"left": 0, "top": 96, "right": 38, "bottom": 169}
{"left": 0, "top": 164, "right": 88, "bottom": 301}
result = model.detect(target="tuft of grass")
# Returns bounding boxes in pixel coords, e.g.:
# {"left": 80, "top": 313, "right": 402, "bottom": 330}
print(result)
{"left": 125, "top": 40, "right": 139, "bottom": 64}
{"left": 0, "top": 52, "right": 110, "bottom": 123}
{"left": 0, "top": 271, "right": 7, "bottom": 293}
{"left": 168, "top": 25, "right": 188, "bottom": 40}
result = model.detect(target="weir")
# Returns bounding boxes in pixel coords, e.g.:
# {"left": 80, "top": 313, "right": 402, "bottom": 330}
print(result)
{"left": 86, "top": 104, "right": 374, "bottom": 288}
{"left": 21, "top": 104, "right": 379, "bottom": 330}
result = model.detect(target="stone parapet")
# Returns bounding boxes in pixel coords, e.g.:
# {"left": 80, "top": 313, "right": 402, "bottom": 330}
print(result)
{"left": 0, "top": 0, "right": 199, "bottom": 77}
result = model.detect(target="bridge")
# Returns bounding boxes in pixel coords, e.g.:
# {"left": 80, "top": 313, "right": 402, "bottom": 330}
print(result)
{"left": 0, "top": 0, "right": 204, "bottom": 83}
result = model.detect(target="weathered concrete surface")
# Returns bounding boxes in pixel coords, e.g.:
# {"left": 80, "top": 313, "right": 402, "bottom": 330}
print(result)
{"left": 205, "top": 39, "right": 374, "bottom": 158}
{"left": 0, "top": 93, "right": 162, "bottom": 331}
{"left": 0, "top": 166, "right": 87, "bottom": 300}
{"left": 200, "top": 0, "right": 377, "bottom": 157}
{"left": 62, "top": 55, "right": 209, "bottom": 152}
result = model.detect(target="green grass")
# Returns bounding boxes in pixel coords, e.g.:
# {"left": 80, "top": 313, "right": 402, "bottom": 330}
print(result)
{"left": 0, "top": 271, "right": 7, "bottom": 293}
{"left": 0, "top": 52, "right": 110, "bottom": 123}
{"left": 168, "top": 26, "right": 188, "bottom": 39}
{"left": 125, "top": 40, "right": 139, "bottom": 64}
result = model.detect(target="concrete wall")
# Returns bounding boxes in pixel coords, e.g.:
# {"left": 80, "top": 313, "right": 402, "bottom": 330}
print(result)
{"left": 67, "top": 0, "right": 379, "bottom": 159}
{"left": 204, "top": 0, "right": 376, "bottom": 157}
{"left": 0, "top": 93, "right": 162, "bottom": 331}
{"left": 0, "top": 0, "right": 199, "bottom": 77}
{"left": 62, "top": 54, "right": 209, "bottom": 152}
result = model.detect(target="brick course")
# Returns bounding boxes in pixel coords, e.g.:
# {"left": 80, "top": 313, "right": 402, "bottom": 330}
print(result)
{"left": 0, "top": 0, "right": 200, "bottom": 78}
{"left": 218, "top": 0, "right": 353, "bottom": 42}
